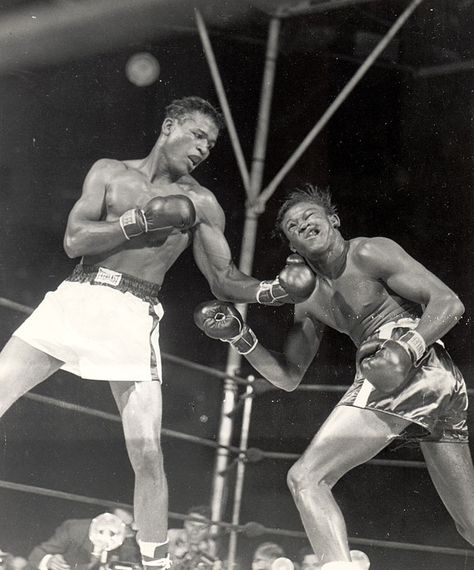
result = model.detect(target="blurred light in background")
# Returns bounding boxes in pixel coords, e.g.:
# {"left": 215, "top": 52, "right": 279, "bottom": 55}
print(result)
{"left": 125, "top": 52, "right": 160, "bottom": 86}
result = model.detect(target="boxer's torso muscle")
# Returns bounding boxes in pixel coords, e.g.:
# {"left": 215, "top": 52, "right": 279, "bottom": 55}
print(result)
{"left": 303, "top": 238, "right": 419, "bottom": 346}
{"left": 83, "top": 160, "right": 203, "bottom": 285}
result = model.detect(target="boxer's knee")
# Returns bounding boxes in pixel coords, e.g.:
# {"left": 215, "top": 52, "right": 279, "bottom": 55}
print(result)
{"left": 287, "top": 457, "right": 334, "bottom": 500}
{"left": 126, "top": 434, "right": 164, "bottom": 477}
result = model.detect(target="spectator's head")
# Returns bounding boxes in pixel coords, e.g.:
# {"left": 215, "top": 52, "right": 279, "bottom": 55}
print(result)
{"left": 7, "top": 557, "right": 27, "bottom": 570}
{"left": 113, "top": 508, "right": 136, "bottom": 534}
{"left": 184, "top": 505, "right": 212, "bottom": 545}
{"left": 297, "top": 547, "right": 321, "bottom": 570}
{"left": 0, "top": 550, "right": 9, "bottom": 570}
{"left": 251, "top": 543, "right": 285, "bottom": 570}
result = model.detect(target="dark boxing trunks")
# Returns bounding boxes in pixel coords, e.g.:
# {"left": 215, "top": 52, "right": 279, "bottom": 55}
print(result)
{"left": 338, "top": 319, "right": 469, "bottom": 443}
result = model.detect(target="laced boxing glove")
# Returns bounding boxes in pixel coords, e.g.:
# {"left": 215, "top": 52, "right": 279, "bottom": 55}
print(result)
{"left": 357, "top": 329, "right": 427, "bottom": 394}
{"left": 257, "top": 254, "right": 316, "bottom": 305}
{"left": 194, "top": 300, "right": 258, "bottom": 355}
{"left": 119, "top": 194, "right": 196, "bottom": 239}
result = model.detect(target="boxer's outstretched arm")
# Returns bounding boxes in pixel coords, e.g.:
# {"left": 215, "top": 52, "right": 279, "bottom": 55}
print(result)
{"left": 192, "top": 192, "right": 262, "bottom": 303}
{"left": 195, "top": 299, "right": 323, "bottom": 391}
{"left": 356, "top": 237, "right": 465, "bottom": 346}
{"left": 244, "top": 304, "right": 324, "bottom": 391}
{"left": 64, "top": 159, "right": 128, "bottom": 258}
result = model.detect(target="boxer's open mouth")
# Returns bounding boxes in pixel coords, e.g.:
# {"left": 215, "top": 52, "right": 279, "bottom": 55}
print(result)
{"left": 303, "top": 228, "right": 320, "bottom": 239}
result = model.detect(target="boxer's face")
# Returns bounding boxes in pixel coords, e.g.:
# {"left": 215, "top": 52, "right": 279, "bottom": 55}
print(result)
{"left": 162, "top": 112, "right": 219, "bottom": 177}
{"left": 281, "top": 201, "right": 340, "bottom": 258}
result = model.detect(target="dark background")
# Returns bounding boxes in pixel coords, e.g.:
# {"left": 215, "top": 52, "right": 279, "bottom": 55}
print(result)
{"left": 0, "top": 1, "right": 473, "bottom": 569}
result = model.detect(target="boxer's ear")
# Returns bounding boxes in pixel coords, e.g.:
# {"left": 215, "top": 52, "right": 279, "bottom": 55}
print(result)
{"left": 161, "top": 117, "right": 175, "bottom": 135}
{"left": 330, "top": 214, "right": 340, "bottom": 228}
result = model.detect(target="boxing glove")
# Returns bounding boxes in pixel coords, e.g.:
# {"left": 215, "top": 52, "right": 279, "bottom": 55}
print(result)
{"left": 357, "top": 330, "right": 427, "bottom": 393}
{"left": 257, "top": 254, "right": 316, "bottom": 305}
{"left": 194, "top": 300, "right": 258, "bottom": 355}
{"left": 120, "top": 194, "right": 196, "bottom": 239}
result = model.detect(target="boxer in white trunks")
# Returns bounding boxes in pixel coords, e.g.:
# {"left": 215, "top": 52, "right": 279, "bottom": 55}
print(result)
{"left": 195, "top": 184, "right": 474, "bottom": 570}
{"left": 0, "top": 98, "right": 315, "bottom": 570}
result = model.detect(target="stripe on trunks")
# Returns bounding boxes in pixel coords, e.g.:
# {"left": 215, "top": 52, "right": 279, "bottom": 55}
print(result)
{"left": 354, "top": 379, "right": 374, "bottom": 407}
{"left": 148, "top": 303, "right": 162, "bottom": 381}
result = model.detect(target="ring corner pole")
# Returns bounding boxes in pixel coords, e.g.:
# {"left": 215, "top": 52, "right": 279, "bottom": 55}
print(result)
{"left": 194, "top": 7, "right": 251, "bottom": 195}
{"left": 210, "top": 14, "right": 281, "bottom": 526}
{"left": 258, "top": 0, "right": 425, "bottom": 207}
{"left": 227, "top": 377, "right": 255, "bottom": 570}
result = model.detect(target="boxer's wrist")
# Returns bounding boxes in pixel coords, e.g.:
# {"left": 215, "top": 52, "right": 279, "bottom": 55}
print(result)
{"left": 223, "top": 324, "right": 258, "bottom": 355}
{"left": 119, "top": 208, "right": 147, "bottom": 240}
{"left": 398, "top": 330, "right": 427, "bottom": 365}
{"left": 256, "top": 279, "right": 288, "bottom": 305}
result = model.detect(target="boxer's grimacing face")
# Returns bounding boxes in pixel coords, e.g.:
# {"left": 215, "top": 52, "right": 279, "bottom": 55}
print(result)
{"left": 281, "top": 201, "right": 340, "bottom": 259}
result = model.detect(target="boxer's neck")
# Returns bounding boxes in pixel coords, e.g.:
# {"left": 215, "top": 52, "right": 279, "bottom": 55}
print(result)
{"left": 306, "top": 235, "right": 349, "bottom": 279}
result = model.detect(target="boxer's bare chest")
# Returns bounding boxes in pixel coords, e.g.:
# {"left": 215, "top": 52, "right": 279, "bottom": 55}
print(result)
{"left": 309, "top": 262, "right": 392, "bottom": 336}
{"left": 84, "top": 166, "right": 195, "bottom": 280}
{"left": 104, "top": 169, "right": 187, "bottom": 218}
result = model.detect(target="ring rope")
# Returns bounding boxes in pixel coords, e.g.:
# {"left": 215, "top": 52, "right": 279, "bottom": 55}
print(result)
{"left": 23, "top": 393, "right": 241, "bottom": 454}
{"left": 0, "top": 297, "right": 469, "bottom": 470}
{"left": 23, "top": 392, "right": 427, "bottom": 469}
{"left": 0, "top": 479, "right": 472, "bottom": 558}
{"left": 246, "top": 448, "right": 427, "bottom": 469}
{"left": 1, "top": 296, "right": 473, "bottom": 397}
{"left": 1, "top": 298, "right": 472, "bottom": 554}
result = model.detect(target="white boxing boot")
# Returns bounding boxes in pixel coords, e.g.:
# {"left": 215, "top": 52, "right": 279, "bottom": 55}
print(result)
{"left": 350, "top": 550, "right": 370, "bottom": 570}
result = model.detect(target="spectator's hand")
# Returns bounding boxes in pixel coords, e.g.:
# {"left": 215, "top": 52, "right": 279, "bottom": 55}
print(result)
{"left": 46, "top": 555, "right": 70, "bottom": 570}
{"left": 211, "top": 560, "right": 223, "bottom": 570}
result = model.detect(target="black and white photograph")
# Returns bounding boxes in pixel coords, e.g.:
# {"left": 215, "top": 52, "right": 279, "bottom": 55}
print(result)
{"left": 0, "top": 1, "right": 473, "bottom": 569}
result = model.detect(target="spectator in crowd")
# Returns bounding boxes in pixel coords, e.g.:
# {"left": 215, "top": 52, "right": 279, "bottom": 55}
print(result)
{"left": 251, "top": 543, "right": 286, "bottom": 570}
{"left": 296, "top": 548, "right": 321, "bottom": 570}
{"left": 28, "top": 508, "right": 140, "bottom": 570}
{"left": 0, "top": 549, "right": 10, "bottom": 570}
{"left": 8, "top": 557, "right": 28, "bottom": 570}
{"left": 168, "top": 506, "right": 221, "bottom": 570}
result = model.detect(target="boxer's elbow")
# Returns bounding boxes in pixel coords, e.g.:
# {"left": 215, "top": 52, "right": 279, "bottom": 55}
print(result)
{"left": 209, "top": 279, "right": 227, "bottom": 301}
{"left": 435, "top": 290, "right": 465, "bottom": 321}
{"left": 449, "top": 294, "right": 465, "bottom": 321}
{"left": 64, "top": 233, "right": 80, "bottom": 258}
{"left": 281, "top": 366, "right": 304, "bottom": 392}
{"left": 64, "top": 226, "right": 86, "bottom": 258}
{"left": 209, "top": 271, "right": 252, "bottom": 303}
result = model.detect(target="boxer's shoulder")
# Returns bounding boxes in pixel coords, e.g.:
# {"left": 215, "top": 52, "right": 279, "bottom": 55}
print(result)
{"left": 351, "top": 236, "right": 400, "bottom": 270}
{"left": 86, "top": 158, "right": 128, "bottom": 186}
{"left": 177, "top": 180, "right": 223, "bottom": 225}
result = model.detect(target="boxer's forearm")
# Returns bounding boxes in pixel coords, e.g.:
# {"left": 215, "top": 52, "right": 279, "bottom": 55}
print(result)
{"left": 209, "top": 267, "right": 261, "bottom": 303}
{"left": 64, "top": 220, "right": 127, "bottom": 258}
{"left": 244, "top": 344, "right": 304, "bottom": 392}
{"left": 415, "top": 291, "right": 465, "bottom": 346}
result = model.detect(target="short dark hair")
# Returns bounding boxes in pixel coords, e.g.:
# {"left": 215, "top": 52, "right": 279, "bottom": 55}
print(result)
{"left": 275, "top": 184, "right": 337, "bottom": 241}
{"left": 297, "top": 546, "right": 315, "bottom": 564}
{"left": 186, "top": 504, "right": 212, "bottom": 521}
{"left": 253, "top": 542, "right": 285, "bottom": 560}
{"left": 165, "top": 96, "right": 224, "bottom": 130}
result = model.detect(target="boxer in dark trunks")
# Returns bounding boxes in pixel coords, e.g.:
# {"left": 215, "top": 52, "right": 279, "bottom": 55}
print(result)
{"left": 195, "top": 184, "right": 473, "bottom": 570}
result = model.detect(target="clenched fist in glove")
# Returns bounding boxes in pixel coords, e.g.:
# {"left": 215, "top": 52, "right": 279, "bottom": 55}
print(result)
{"left": 257, "top": 254, "right": 316, "bottom": 305}
{"left": 119, "top": 194, "right": 196, "bottom": 239}
{"left": 357, "top": 329, "right": 427, "bottom": 393}
{"left": 194, "top": 300, "right": 258, "bottom": 355}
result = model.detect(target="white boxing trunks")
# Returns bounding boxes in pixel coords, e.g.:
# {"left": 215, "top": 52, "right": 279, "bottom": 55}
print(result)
{"left": 338, "top": 318, "right": 469, "bottom": 443}
{"left": 13, "top": 265, "right": 164, "bottom": 382}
